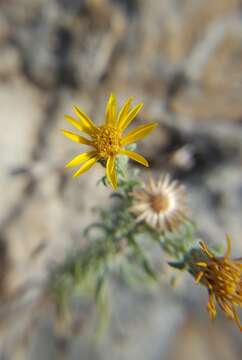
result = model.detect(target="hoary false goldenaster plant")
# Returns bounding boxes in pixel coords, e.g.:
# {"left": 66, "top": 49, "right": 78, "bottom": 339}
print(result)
{"left": 62, "top": 94, "right": 157, "bottom": 189}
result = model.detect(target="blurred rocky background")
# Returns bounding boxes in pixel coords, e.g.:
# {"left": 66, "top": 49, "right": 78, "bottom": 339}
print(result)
{"left": 1, "top": 0, "right": 242, "bottom": 358}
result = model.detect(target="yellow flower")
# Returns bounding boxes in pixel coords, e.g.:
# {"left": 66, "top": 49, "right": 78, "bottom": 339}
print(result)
{"left": 61, "top": 94, "right": 157, "bottom": 189}
{"left": 190, "top": 235, "right": 242, "bottom": 331}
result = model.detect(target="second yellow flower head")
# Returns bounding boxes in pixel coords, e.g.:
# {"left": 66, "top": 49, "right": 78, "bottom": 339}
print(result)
{"left": 189, "top": 235, "right": 242, "bottom": 331}
{"left": 62, "top": 94, "right": 157, "bottom": 189}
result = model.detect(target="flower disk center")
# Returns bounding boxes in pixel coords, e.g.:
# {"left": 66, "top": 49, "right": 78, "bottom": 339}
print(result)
{"left": 93, "top": 125, "right": 121, "bottom": 158}
{"left": 150, "top": 194, "right": 170, "bottom": 213}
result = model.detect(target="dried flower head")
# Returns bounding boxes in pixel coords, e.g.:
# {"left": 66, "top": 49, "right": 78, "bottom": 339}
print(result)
{"left": 189, "top": 235, "right": 242, "bottom": 331}
{"left": 130, "top": 175, "right": 188, "bottom": 232}
{"left": 62, "top": 94, "right": 157, "bottom": 189}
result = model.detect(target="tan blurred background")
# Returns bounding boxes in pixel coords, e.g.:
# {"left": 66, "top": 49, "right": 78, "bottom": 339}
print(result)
{"left": 1, "top": 0, "right": 242, "bottom": 358}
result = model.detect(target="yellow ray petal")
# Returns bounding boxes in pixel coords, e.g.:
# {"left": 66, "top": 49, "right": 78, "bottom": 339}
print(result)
{"left": 121, "top": 122, "right": 158, "bottom": 146}
{"left": 106, "top": 156, "right": 117, "bottom": 189}
{"left": 207, "top": 292, "right": 217, "bottom": 320}
{"left": 64, "top": 115, "right": 92, "bottom": 135}
{"left": 73, "top": 105, "right": 97, "bottom": 132}
{"left": 66, "top": 150, "right": 97, "bottom": 168}
{"left": 225, "top": 234, "right": 232, "bottom": 258}
{"left": 195, "top": 271, "right": 204, "bottom": 284}
{"left": 119, "top": 149, "right": 149, "bottom": 167}
{"left": 118, "top": 103, "right": 143, "bottom": 131}
{"left": 199, "top": 241, "right": 214, "bottom": 259}
{"left": 72, "top": 155, "right": 99, "bottom": 177}
{"left": 61, "top": 129, "right": 92, "bottom": 145}
{"left": 117, "top": 96, "right": 133, "bottom": 127}
{"left": 106, "top": 93, "right": 117, "bottom": 125}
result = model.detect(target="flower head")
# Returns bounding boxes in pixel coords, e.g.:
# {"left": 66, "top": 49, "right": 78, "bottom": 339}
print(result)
{"left": 189, "top": 235, "right": 242, "bottom": 331}
{"left": 129, "top": 175, "right": 189, "bottom": 232}
{"left": 61, "top": 94, "right": 157, "bottom": 189}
